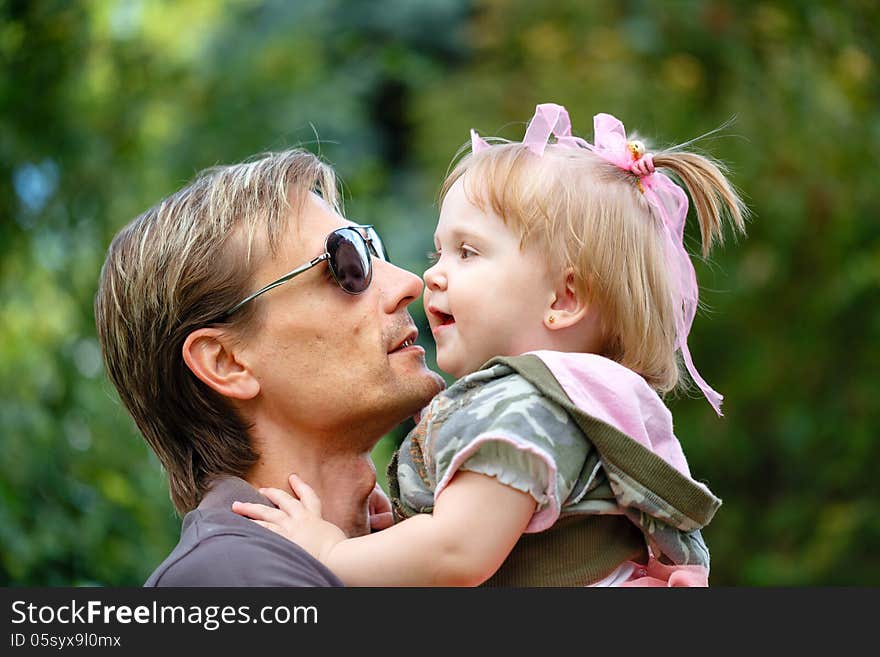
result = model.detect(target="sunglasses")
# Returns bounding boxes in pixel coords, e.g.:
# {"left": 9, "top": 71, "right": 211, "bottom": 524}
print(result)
{"left": 224, "top": 224, "right": 387, "bottom": 317}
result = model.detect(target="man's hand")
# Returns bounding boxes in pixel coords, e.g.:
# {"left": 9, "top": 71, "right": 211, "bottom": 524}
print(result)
{"left": 232, "top": 474, "right": 346, "bottom": 562}
{"left": 368, "top": 483, "right": 394, "bottom": 531}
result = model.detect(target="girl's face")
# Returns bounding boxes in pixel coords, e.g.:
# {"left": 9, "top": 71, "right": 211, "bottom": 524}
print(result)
{"left": 423, "top": 178, "right": 555, "bottom": 378}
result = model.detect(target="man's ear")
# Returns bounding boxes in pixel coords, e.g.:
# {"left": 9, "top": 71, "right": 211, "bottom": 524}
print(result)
{"left": 182, "top": 328, "right": 260, "bottom": 400}
{"left": 544, "top": 268, "right": 591, "bottom": 331}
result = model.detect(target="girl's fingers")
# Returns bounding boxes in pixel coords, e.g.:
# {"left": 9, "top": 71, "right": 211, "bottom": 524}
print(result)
{"left": 232, "top": 500, "right": 288, "bottom": 523}
{"left": 251, "top": 519, "right": 280, "bottom": 534}
{"left": 258, "top": 487, "right": 304, "bottom": 517}
{"left": 288, "top": 474, "right": 322, "bottom": 516}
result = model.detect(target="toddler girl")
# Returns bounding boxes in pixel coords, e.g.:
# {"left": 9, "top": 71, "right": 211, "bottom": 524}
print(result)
{"left": 233, "top": 103, "right": 747, "bottom": 586}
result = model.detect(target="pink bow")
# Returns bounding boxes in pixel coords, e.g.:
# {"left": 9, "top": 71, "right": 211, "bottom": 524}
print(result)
{"left": 587, "top": 113, "right": 724, "bottom": 416}
{"left": 471, "top": 104, "right": 724, "bottom": 416}
{"left": 470, "top": 103, "right": 590, "bottom": 155}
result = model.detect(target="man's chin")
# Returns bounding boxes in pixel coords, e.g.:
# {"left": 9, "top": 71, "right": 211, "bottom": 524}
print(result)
{"left": 411, "top": 366, "right": 445, "bottom": 406}
{"left": 403, "top": 351, "right": 446, "bottom": 393}
{"left": 428, "top": 367, "right": 446, "bottom": 392}
{"left": 384, "top": 358, "right": 445, "bottom": 425}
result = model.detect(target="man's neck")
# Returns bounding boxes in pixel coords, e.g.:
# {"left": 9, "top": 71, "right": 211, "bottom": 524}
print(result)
{"left": 245, "top": 439, "right": 377, "bottom": 538}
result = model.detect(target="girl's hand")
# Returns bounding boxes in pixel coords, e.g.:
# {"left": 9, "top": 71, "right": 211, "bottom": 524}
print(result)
{"left": 232, "top": 474, "right": 346, "bottom": 562}
{"left": 368, "top": 483, "right": 394, "bottom": 532}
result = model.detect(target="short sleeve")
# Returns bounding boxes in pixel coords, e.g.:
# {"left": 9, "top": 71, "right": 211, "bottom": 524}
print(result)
{"left": 430, "top": 370, "right": 590, "bottom": 532}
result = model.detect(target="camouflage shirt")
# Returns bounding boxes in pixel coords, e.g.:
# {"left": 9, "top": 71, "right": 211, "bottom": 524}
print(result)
{"left": 388, "top": 354, "right": 720, "bottom": 580}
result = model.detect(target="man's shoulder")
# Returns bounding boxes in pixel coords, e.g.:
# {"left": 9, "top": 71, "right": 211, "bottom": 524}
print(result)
{"left": 145, "top": 508, "right": 343, "bottom": 587}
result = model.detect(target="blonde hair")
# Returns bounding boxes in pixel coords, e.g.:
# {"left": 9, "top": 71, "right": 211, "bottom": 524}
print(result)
{"left": 440, "top": 137, "right": 746, "bottom": 393}
{"left": 95, "top": 149, "right": 339, "bottom": 514}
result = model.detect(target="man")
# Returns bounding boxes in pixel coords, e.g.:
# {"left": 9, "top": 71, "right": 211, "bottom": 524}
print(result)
{"left": 94, "top": 149, "right": 444, "bottom": 585}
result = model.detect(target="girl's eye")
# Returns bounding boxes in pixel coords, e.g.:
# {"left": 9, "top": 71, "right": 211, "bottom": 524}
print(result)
{"left": 426, "top": 249, "right": 440, "bottom": 264}
{"left": 459, "top": 245, "right": 477, "bottom": 260}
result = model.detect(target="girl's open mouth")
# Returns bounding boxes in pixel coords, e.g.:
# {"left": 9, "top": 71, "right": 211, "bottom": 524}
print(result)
{"left": 428, "top": 306, "right": 455, "bottom": 333}
{"left": 437, "top": 311, "right": 455, "bottom": 326}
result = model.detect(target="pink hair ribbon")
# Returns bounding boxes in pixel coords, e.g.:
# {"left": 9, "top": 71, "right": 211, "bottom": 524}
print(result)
{"left": 470, "top": 103, "right": 589, "bottom": 155}
{"left": 470, "top": 129, "right": 491, "bottom": 153}
{"left": 587, "top": 112, "right": 724, "bottom": 416}
{"left": 471, "top": 104, "right": 724, "bottom": 416}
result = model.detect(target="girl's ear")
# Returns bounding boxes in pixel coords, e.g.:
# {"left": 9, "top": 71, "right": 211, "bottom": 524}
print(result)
{"left": 182, "top": 328, "right": 260, "bottom": 400}
{"left": 544, "top": 268, "right": 591, "bottom": 331}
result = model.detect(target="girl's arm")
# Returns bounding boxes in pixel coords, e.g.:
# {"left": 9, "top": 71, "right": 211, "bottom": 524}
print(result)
{"left": 233, "top": 471, "right": 536, "bottom": 586}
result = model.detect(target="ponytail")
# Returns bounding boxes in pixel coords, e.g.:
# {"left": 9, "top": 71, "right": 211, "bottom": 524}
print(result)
{"left": 652, "top": 151, "right": 748, "bottom": 257}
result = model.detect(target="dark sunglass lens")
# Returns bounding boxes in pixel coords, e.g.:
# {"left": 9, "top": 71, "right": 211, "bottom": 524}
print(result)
{"left": 327, "top": 229, "right": 371, "bottom": 294}
{"left": 365, "top": 226, "right": 388, "bottom": 261}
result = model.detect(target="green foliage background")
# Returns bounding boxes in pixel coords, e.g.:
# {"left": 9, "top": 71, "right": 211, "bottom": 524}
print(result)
{"left": 2, "top": 0, "right": 877, "bottom": 586}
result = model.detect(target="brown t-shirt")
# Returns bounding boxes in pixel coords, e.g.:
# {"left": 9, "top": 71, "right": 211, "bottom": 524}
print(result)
{"left": 144, "top": 476, "right": 343, "bottom": 587}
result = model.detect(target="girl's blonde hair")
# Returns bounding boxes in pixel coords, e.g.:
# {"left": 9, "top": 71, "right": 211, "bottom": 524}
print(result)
{"left": 440, "top": 138, "right": 746, "bottom": 393}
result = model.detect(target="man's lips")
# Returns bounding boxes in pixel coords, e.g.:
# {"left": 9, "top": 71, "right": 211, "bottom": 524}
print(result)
{"left": 388, "top": 328, "right": 420, "bottom": 353}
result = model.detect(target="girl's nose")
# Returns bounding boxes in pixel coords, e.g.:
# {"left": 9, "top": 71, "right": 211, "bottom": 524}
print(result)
{"left": 423, "top": 260, "right": 446, "bottom": 291}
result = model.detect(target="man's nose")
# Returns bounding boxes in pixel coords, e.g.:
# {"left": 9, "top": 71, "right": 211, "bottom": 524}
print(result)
{"left": 376, "top": 258, "right": 424, "bottom": 313}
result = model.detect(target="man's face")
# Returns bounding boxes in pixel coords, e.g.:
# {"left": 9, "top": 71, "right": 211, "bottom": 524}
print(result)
{"left": 239, "top": 193, "right": 445, "bottom": 449}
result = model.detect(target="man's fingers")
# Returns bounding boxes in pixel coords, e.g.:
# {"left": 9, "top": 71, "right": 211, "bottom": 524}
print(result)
{"left": 288, "top": 474, "right": 323, "bottom": 515}
{"left": 370, "top": 510, "right": 394, "bottom": 532}
{"left": 369, "top": 483, "right": 392, "bottom": 515}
